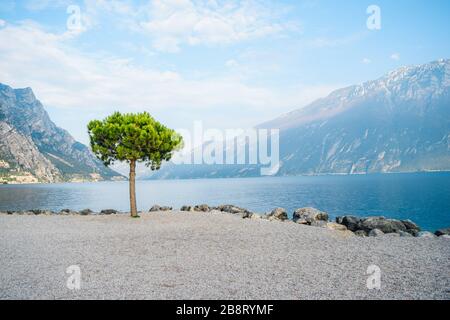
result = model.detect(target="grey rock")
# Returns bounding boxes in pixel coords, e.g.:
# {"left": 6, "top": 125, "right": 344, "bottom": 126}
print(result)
{"left": 434, "top": 228, "right": 450, "bottom": 236}
{"left": 360, "top": 217, "right": 407, "bottom": 234}
{"left": 417, "top": 231, "right": 436, "bottom": 239}
{"left": 241, "top": 211, "right": 254, "bottom": 219}
{"left": 216, "top": 205, "right": 246, "bottom": 214}
{"left": 149, "top": 205, "right": 161, "bottom": 212}
{"left": 80, "top": 209, "right": 93, "bottom": 216}
{"left": 149, "top": 205, "right": 172, "bottom": 212}
{"left": 268, "top": 208, "right": 288, "bottom": 221}
{"left": 401, "top": 219, "right": 421, "bottom": 235}
{"left": 194, "top": 204, "right": 210, "bottom": 212}
{"left": 30, "top": 209, "right": 46, "bottom": 215}
{"left": 60, "top": 209, "right": 78, "bottom": 215}
{"left": 401, "top": 219, "right": 421, "bottom": 231}
{"left": 250, "top": 213, "right": 262, "bottom": 220}
{"left": 354, "top": 230, "right": 367, "bottom": 237}
{"left": 398, "top": 230, "right": 413, "bottom": 237}
{"left": 100, "top": 209, "right": 118, "bottom": 215}
{"left": 369, "top": 229, "right": 385, "bottom": 237}
{"left": 439, "top": 235, "right": 450, "bottom": 239}
{"left": 293, "top": 207, "right": 328, "bottom": 225}
{"left": 326, "top": 222, "right": 348, "bottom": 232}
{"left": 335, "top": 216, "right": 361, "bottom": 232}
{"left": 310, "top": 220, "right": 328, "bottom": 228}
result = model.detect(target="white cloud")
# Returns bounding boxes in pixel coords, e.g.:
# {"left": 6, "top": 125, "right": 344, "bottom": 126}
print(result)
{"left": 0, "top": 22, "right": 332, "bottom": 134}
{"left": 139, "top": 0, "right": 299, "bottom": 52}
{"left": 0, "top": 19, "right": 6, "bottom": 27}
{"left": 362, "top": 58, "right": 371, "bottom": 64}
{"left": 24, "top": 0, "right": 72, "bottom": 11}
{"left": 390, "top": 53, "right": 400, "bottom": 61}
{"left": 225, "top": 59, "right": 239, "bottom": 68}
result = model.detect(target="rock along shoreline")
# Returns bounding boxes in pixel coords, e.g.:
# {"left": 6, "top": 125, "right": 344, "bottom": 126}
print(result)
{"left": 2, "top": 204, "right": 449, "bottom": 239}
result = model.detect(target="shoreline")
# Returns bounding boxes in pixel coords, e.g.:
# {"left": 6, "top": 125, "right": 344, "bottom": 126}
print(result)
{"left": 1, "top": 169, "right": 450, "bottom": 185}
{"left": 0, "top": 211, "right": 449, "bottom": 299}
{"left": 1, "top": 205, "right": 449, "bottom": 238}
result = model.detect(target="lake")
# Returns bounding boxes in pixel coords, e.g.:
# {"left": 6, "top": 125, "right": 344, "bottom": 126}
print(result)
{"left": 1, "top": 172, "right": 449, "bottom": 231}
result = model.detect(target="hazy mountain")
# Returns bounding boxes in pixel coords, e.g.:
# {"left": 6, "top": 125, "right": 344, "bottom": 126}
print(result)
{"left": 147, "top": 59, "right": 450, "bottom": 179}
{"left": 0, "top": 83, "right": 124, "bottom": 183}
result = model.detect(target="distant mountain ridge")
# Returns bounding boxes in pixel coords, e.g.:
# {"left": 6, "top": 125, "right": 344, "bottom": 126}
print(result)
{"left": 0, "top": 83, "right": 124, "bottom": 183}
{"left": 147, "top": 59, "right": 450, "bottom": 179}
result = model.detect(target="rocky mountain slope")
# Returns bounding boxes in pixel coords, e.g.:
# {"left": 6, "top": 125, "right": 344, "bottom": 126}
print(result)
{"left": 0, "top": 83, "right": 124, "bottom": 183}
{"left": 147, "top": 59, "right": 450, "bottom": 179}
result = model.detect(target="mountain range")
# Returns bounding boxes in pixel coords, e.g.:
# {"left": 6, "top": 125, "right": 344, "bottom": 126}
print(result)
{"left": 0, "top": 83, "right": 124, "bottom": 183}
{"left": 147, "top": 59, "right": 450, "bottom": 179}
{"left": 2, "top": 59, "right": 449, "bottom": 183}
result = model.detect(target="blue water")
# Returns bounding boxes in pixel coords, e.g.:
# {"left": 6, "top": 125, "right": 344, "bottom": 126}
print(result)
{"left": 0, "top": 172, "right": 449, "bottom": 231}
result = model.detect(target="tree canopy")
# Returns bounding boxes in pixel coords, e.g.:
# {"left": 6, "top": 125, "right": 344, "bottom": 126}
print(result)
{"left": 87, "top": 111, "right": 183, "bottom": 170}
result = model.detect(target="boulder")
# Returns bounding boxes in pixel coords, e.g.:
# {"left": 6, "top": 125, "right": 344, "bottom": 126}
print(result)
{"left": 180, "top": 205, "right": 194, "bottom": 212}
{"left": 339, "top": 230, "right": 355, "bottom": 238}
{"left": 360, "top": 217, "right": 407, "bottom": 234}
{"left": 149, "top": 205, "right": 172, "bottom": 212}
{"left": 335, "top": 216, "right": 361, "bottom": 232}
{"left": 417, "top": 231, "right": 436, "bottom": 239}
{"left": 354, "top": 230, "right": 367, "bottom": 237}
{"left": 31, "top": 209, "right": 46, "bottom": 215}
{"left": 310, "top": 220, "right": 327, "bottom": 228}
{"left": 213, "top": 205, "right": 260, "bottom": 219}
{"left": 80, "top": 209, "right": 93, "bottom": 215}
{"left": 100, "top": 209, "right": 118, "bottom": 215}
{"left": 398, "top": 230, "right": 413, "bottom": 237}
{"left": 250, "top": 213, "right": 262, "bottom": 220}
{"left": 241, "top": 211, "right": 253, "bottom": 219}
{"left": 434, "top": 228, "right": 450, "bottom": 237}
{"left": 216, "top": 204, "right": 247, "bottom": 214}
{"left": 401, "top": 219, "right": 421, "bottom": 234}
{"left": 29, "top": 209, "right": 54, "bottom": 215}
{"left": 60, "top": 209, "right": 78, "bottom": 215}
{"left": 368, "top": 229, "right": 384, "bottom": 237}
{"left": 293, "top": 207, "right": 328, "bottom": 225}
{"left": 194, "top": 204, "right": 210, "bottom": 212}
{"left": 268, "top": 208, "right": 288, "bottom": 221}
{"left": 326, "top": 222, "right": 348, "bottom": 232}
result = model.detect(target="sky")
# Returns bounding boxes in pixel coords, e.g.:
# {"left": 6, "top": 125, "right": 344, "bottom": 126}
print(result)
{"left": 0, "top": 0, "right": 449, "bottom": 145}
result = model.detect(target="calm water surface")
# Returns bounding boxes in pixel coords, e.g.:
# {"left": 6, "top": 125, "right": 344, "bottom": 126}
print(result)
{"left": 1, "top": 173, "right": 449, "bottom": 231}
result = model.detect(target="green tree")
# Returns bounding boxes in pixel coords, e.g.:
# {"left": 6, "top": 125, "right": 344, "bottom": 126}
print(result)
{"left": 87, "top": 112, "right": 183, "bottom": 217}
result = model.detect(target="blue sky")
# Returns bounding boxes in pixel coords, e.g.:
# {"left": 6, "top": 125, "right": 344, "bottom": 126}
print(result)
{"left": 0, "top": 0, "right": 449, "bottom": 144}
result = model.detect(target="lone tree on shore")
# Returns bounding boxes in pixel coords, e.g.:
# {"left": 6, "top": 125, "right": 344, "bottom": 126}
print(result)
{"left": 88, "top": 112, "right": 183, "bottom": 217}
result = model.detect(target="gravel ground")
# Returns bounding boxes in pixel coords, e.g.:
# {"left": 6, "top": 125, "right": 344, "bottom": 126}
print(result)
{"left": 0, "top": 211, "right": 449, "bottom": 300}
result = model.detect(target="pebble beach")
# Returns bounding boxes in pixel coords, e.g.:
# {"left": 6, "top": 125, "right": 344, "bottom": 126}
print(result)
{"left": 0, "top": 210, "right": 449, "bottom": 300}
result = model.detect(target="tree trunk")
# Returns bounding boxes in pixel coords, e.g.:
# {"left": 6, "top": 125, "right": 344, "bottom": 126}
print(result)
{"left": 129, "top": 160, "right": 138, "bottom": 217}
